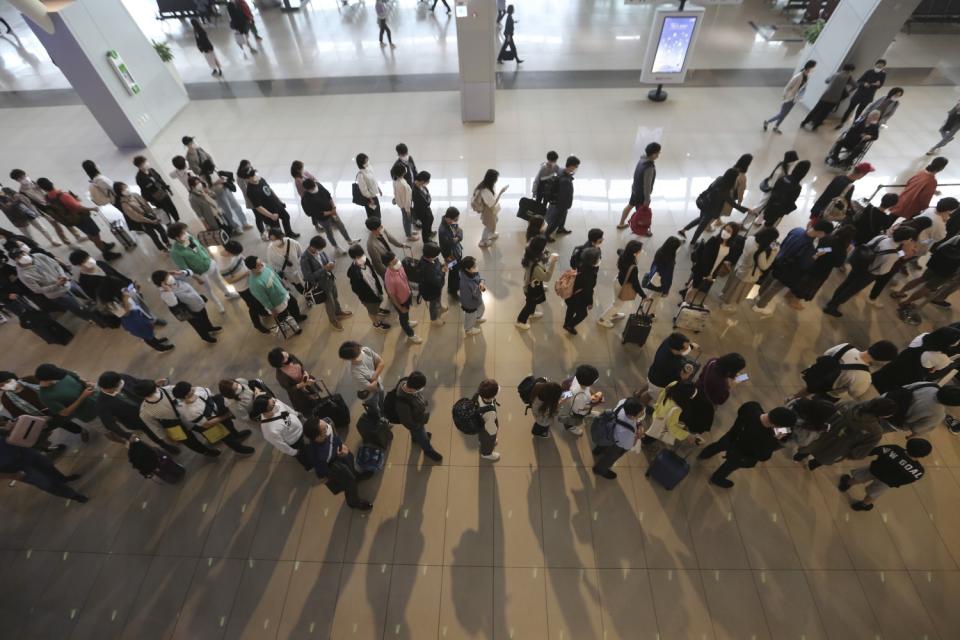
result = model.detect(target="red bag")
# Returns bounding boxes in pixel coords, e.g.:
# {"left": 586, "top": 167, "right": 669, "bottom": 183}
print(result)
{"left": 629, "top": 206, "right": 653, "bottom": 236}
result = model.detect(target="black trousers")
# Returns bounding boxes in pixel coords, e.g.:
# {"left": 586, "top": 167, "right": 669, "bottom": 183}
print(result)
{"left": 446, "top": 261, "right": 461, "bottom": 296}
{"left": 278, "top": 296, "right": 304, "bottom": 322}
{"left": 497, "top": 35, "right": 518, "bottom": 62}
{"left": 801, "top": 100, "right": 838, "bottom": 129}
{"left": 594, "top": 444, "right": 628, "bottom": 472}
{"left": 826, "top": 267, "right": 876, "bottom": 309}
{"left": 517, "top": 288, "right": 543, "bottom": 323}
{"left": 18, "top": 449, "right": 85, "bottom": 501}
{"left": 416, "top": 208, "right": 435, "bottom": 238}
{"left": 869, "top": 268, "right": 898, "bottom": 300}
{"left": 186, "top": 308, "right": 217, "bottom": 339}
{"left": 378, "top": 19, "right": 393, "bottom": 45}
{"left": 238, "top": 288, "right": 270, "bottom": 331}
{"left": 327, "top": 454, "right": 363, "bottom": 507}
{"left": 431, "top": 0, "right": 450, "bottom": 10}
{"left": 364, "top": 198, "right": 381, "bottom": 219}
{"left": 142, "top": 224, "right": 170, "bottom": 251}
{"left": 155, "top": 197, "right": 179, "bottom": 222}
{"left": 840, "top": 95, "right": 872, "bottom": 125}
{"left": 680, "top": 211, "right": 717, "bottom": 246}
{"left": 564, "top": 301, "right": 590, "bottom": 328}
{"left": 479, "top": 428, "right": 497, "bottom": 455}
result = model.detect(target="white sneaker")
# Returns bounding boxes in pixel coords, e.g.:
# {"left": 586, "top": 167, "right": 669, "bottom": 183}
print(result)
{"left": 566, "top": 426, "right": 584, "bottom": 436}
{"left": 465, "top": 327, "right": 482, "bottom": 336}
{"left": 478, "top": 241, "right": 490, "bottom": 248}
{"left": 476, "top": 318, "right": 487, "bottom": 324}
{"left": 481, "top": 452, "right": 501, "bottom": 462}
{"left": 531, "top": 311, "right": 543, "bottom": 319}
{"left": 612, "top": 313, "right": 626, "bottom": 321}
{"left": 225, "top": 292, "right": 240, "bottom": 300}
{"left": 597, "top": 319, "right": 614, "bottom": 328}
{"left": 515, "top": 322, "right": 531, "bottom": 330}
{"left": 408, "top": 320, "right": 419, "bottom": 328}
{"left": 752, "top": 304, "right": 773, "bottom": 316}
{"left": 407, "top": 335, "right": 423, "bottom": 344}
{"left": 489, "top": 233, "right": 499, "bottom": 241}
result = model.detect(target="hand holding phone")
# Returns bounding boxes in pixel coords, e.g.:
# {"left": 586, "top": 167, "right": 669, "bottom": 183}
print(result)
{"left": 735, "top": 373, "right": 749, "bottom": 383}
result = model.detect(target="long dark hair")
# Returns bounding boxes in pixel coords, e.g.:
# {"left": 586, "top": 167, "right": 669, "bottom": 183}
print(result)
{"left": 734, "top": 154, "right": 753, "bottom": 173}
{"left": 653, "top": 236, "right": 682, "bottom": 268}
{"left": 525, "top": 215, "right": 545, "bottom": 241}
{"left": 533, "top": 381, "right": 563, "bottom": 417}
{"left": 617, "top": 240, "right": 643, "bottom": 272}
{"left": 789, "top": 160, "right": 811, "bottom": 182}
{"left": 522, "top": 235, "right": 548, "bottom": 268}
{"left": 715, "top": 168, "right": 740, "bottom": 192}
{"left": 477, "top": 169, "right": 498, "bottom": 193}
{"left": 753, "top": 226, "right": 779, "bottom": 267}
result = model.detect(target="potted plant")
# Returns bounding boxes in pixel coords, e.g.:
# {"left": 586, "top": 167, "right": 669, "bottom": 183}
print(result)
{"left": 803, "top": 19, "right": 826, "bottom": 45}
{"left": 152, "top": 40, "right": 184, "bottom": 92}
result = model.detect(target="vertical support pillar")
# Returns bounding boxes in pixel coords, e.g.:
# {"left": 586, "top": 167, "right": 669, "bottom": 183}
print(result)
{"left": 454, "top": 0, "right": 496, "bottom": 123}
{"left": 20, "top": 0, "right": 189, "bottom": 149}
{"left": 798, "top": 0, "right": 922, "bottom": 109}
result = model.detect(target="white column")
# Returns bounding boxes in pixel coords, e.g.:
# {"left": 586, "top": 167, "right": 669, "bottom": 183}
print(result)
{"left": 798, "top": 0, "right": 922, "bottom": 109}
{"left": 20, "top": 0, "right": 189, "bottom": 149}
{"left": 454, "top": 0, "right": 497, "bottom": 123}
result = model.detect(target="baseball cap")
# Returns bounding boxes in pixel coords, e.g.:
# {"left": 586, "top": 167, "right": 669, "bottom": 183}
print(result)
{"left": 854, "top": 162, "right": 875, "bottom": 174}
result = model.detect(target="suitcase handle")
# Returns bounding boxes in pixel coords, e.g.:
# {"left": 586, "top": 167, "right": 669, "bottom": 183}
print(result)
{"left": 637, "top": 296, "right": 654, "bottom": 316}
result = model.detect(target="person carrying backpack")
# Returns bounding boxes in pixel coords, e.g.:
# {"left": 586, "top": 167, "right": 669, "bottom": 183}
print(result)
{"left": 839, "top": 439, "right": 932, "bottom": 511}
{"left": 793, "top": 341, "right": 898, "bottom": 401}
{"left": 797, "top": 397, "right": 899, "bottom": 471}
{"left": 384, "top": 371, "right": 443, "bottom": 462}
{"left": 418, "top": 242, "right": 447, "bottom": 324}
{"left": 823, "top": 226, "right": 918, "bottom": 317}
{"left": 882, "top": 382, "right": 960, "bottom": 437}
{"left": 562, "top": 246, "right": 600, "bottom": 335}
{"left": 591, "top": 397, "right": 646, "bottom": 479}
{"left": 569, "top": 228, "right": 603, "bottom": 270}
{"left": 526, "top": 379, "right": 563, "bottom": 438}
{"left": 558, "top": 364, "right": 603, "bottom": 437}
{"left": 477, "top": 378, "right": 501, "bottom": 461}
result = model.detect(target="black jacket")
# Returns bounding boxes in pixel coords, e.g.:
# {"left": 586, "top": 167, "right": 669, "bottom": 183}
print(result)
{"left": 811, "top": 176, "right": 853, "bottom": 216}
{"left": 392, "top": 156, "right": 418, "bottom": 188}
{"left": 418, "top": 257, "right": 445, "bottom": 301}
{"left": 724, "top": 401, "right": 784, "bottom": 465}
{"left": 300, "top": 185, "right": 334, "bottom": 224}
{"left": 438, "top": 222, "right": 463, "bottom": 260}
{"left": 76, "top": 261, "right": 133, "bottom": 301}
{"left": 853, "top": 204, "right": 894, "bottom": 245}
{"left": 691, "top": 236, "right": 740, "bottom": 283}
{"left": 97, "top": 374, "right": 152, "bottom": 438}
{"left": 412, "top": 185, "right": 432, "bottom": 221}
{"left": 567, "top": 265, "right": 598, "bottom": 306}
{"left": 394, "top": 379, "right": 430, "bottom": 429}
{"left": 347, "top": 259, "right": 384, "bottom": 304}
{"left": 135, "top": 169, "right": 172, "bottom": 205}
{"left": 763, "top": 176, "right": 801, "bottom": 224}
{"left": 552, "top": 173, "right": 574, "bottom": 210}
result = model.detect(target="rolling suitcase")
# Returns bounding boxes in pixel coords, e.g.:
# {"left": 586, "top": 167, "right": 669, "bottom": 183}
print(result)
{"left": 313, "top": 378, "right": 351, "bottom": 430}
{"left": 673, "top": 289, "right": 709, "bottom": 333}
{"left": 516, "top": 197, "right": 545, "bottom": 221}
{"left": 645, "top": 448, "right": 689, "bottom": 490}
{"left": 110, "top": 221, "right": 137, "bottom": 251}
{"left": 19, "top": 310, "right": 73, "bottom": 345}
{"left": 197, "top": 228, "right": 229, "bottom": 248}
{"left": 6, "top": 415, "right": 49, "bottom": 448}
{"left": 622, "top": 298, "right": 654, "bottom": 346}
{"left": 356, "top": 409, "right": 394, "bottom": 449}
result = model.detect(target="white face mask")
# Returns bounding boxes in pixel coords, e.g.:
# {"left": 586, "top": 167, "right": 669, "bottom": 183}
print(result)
{"left": 177, "top": 235, "right": 189, "bottom": 245}
{"left": 720, "top": 230, "right": 732, "bottom": 240}
{"left": 83, "top": 257, "right": 96, "bottom": 269}
{"left": 16, "top": 255, "right": 33, "bottom": 266}
{"left": 273, "top": 238, "right": 285, "bottom": 247}
{"left": 192, "top": 184, "right": 203, "bottom": 193}
{"left": 354, "top": 258, "right": 366, "bottom": 266}
{"left": 114, "top": 380, "right": 125, "bottom": 393}
{"left": 891, "top": 96, "right": 900, "bottom": 102}
{"left": 146, "top": 390, "right": 161, "bottom": 402}
{"left": 120, "top": 187, "right": 129, "bottom": 196}
{"left": 164, "top": 276, "right": 175, "bottom": 286}
{"left": 680, "top": 345, "right": 692, "bottom": 356}
{"left": 389, "top": 262, "right": 402, "bottom": 271}
{"left": 141, "top": 162, "right": 150, "bottom": 171}
{"left": 15, "top": 241, "right": 30, "bottom": 254}
{"left": 400, "top": 155, "right": 408, "bottom": 161}
{"left": 308, "top": 187, "right": 318, "bottom": 194}
{"left": 1, "top": 380, "right": 19, "bottom": 391}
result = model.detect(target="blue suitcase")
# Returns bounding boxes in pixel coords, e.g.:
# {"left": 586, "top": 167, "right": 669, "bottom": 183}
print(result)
{"left": 645, "top": 449, "right": 689, "bottom": 490}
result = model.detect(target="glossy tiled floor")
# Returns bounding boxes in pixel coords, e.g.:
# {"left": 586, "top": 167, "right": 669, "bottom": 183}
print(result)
{"left": 2, "top": 84, "right": 960, "bottom": 639}
{"left": 0, "top": 0, "right": 958, "bottom": 92}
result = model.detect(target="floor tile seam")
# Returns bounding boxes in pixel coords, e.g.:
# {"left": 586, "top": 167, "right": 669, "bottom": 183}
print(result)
{"left": 899, "top": 483, "right": 960, "bottom": 571}
{"left": 192, "top": 460, "right": 258, "bottom": 558}
{"left": 850, "top": 565, "right": 938, "bottom": 639}
{"left": 134, "top": 554, "right": 203, "bottom": 640}
{"left": 433, "top": 450, "right": 453, "bottom": 640}
{"left": 68, "top": 554, "right": 135, "bottom": 640}
{"left": 220, "top": 557, "right": 286, "bottom": 640}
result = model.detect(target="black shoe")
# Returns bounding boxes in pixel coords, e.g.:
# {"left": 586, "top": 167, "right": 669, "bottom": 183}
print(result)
{"left": 103, "top": 251, "right": 123, "bottom": 261}
{"left": 232, "top": 445, "right": 256, "bottom": 455}
{"left": 72, "top": 494, "right": 90, "bottom": 504}
{"left": 710, "top": 476, "right": 734, "bottom": 489}
{"left": 256, "top": 326, "right": 271, "bottom": 334}
{"left": 532, "top": 425, "right": 550, "bottom": 438}
{"left": 236, "top": 429, "right": 253, "bottom": 441}
{"left": 296, "top": 315, "right": 308, "bottom": 323}
{"left": 807, "top": 460, "right": 822, "bottom": 471}
{"left": 64, "top": 473, "right": 83, "bottom": 482}
{"left": 946, "top": 415, "right": 960, "bottom": 435}
{"left": 697, "top": 448, "right": 714, "bottom": 460}
{"left": 154, "top": 342, "right": 175, "bottom": 352}
{"left": 80, "top": 428, "right": 91, "bottom": 443}
{"left": 203, "top": 448, "right": 222, "bottom": 458}
{"left": 210, "top": 326, "right": 224, "bottom": 333}
{"left": 562, "top": 325, "right": 577, "bottom": 335}
{"left": 154, "top": 318, "right": 168, "bottom": 327}
{"left": 353, "top": 500, "right": 374, "bottom": 511}
{"left": 851, "top": 501, "right": 874, "bottom": 511}
{"left": 425, "top": 449, "right": 443, "bottom": 462}
{"left": 378, "top": 308, "right": 391, "bottom": 315}
{"left": 822, "top": 306, "right": 842, "bottom": 317}
{"left": 201, "top": 335, "right": 218, "bottom": 343}
{"left": 592, "top": 466, "right": 617, "bottom": 479}
{"left": 792, "top": 452, "right": 807, "bottom": 462}
{"left": 103, "top": 241, "right": 116, "bottom": 250}
{"left": 557, "top": 228, "right": 573, "bottom": 235}
{"left": 44, "top": 444, "right": 68, "bottom": 456}
{"left": 287, "top": 232, "right": 301, "bottom": 239}
{"left": 838, "top": 474, "right": 852, "bottom": 492}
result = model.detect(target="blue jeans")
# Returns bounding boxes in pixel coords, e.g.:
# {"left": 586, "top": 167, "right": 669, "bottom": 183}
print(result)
{"left": 53, "top": 284, "right": 91, "bottom": 318}
{"left": 406, "top": 423, "right": 435, "bottom": 453}
{"left": 400, "top": 209, "right": 414, "bottom": 238}
{"left": 765, "top": 100, "right": 796, "bottom": 128}
{"left": 544, "top": 204, "right": 568, "bottom": 237}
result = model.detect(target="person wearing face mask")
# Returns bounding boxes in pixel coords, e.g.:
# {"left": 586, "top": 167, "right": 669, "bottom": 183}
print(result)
{"left": 113, "top": 181, "right": 170, "bottom": 251}
{"left": 218, "top": 378, "right": 274, "bottom": 422}
{"left": 11, "top": 244, "right": 93, "bottom": 320}
{"left": 170, "top": 381, "right": 256, "bottom": 456}
{"left": 562, "top": 246, "right": 601, "bottom": 335}
{"left": 338, "top": 341, "right": 388, "bottom": 417}
{"left": 861, "top": 87, "right": 903, "bottom": 126}
{"left": 597, "top": 239, "right": 644, "bottom": 329}
{"left": 0, "top": 229, "right": 59, "bottom": 265}
{"left": 888, "top": 157, "right": 950, "bottom": 221}
{"left": 266, "top": 227, "right": 306, "bottom": 294}
{"left": 543, "top": 156, "right": 580, "bottom": 241}
{"left": 459, "top": 256, "right": 487, "bottom": 336}
{"left": 151, "top": 269, "right": 222, "bottom": 343}
{"left": 199, "top": 158, "right": 249, "bottom": 232}
{"left": 303, "top": 416, "right": 373, "bottom": 511}
{"left": 382, "top": 251, "right": 423, "bottom": 344}
{"left": 680, "top": 222, "right": 743, "bottom": 301}
{"left": 133, "top": 155, "right": 179, "bottom": 222}
{"left": 245, "top": 256, "right": 307, "bottom": 331}
{"left": 364, "top": 216, "right": 409, "bottom": 282}
{"left": 166, "top": 222, "right": 238, "bottom": 313}
{"left": 96, "top": 371, "right": 180, "bottom": 455}
{"left": 473, "top": 169, "right": 506, "bottom": 248}
{"left": 0, "top": 437, "right": 88, "bottom": 503}
{"left": 354, "top": 153, "right": 382, "bottom": 218}
{"left": 300, "top": 178, "right": 356, "bottom": 253}
{"left": 516, "top": 235, "right": 559, "bottom": 330}
{"left": 34, "top": 364, "right": 99, "bottom": 438}
{"left": 300, "top": 236, "right": 352, "bottom": 332}
{"left": 239, "top": 166, "right": 299, "bottom": 239}
{"left": 168, "top": 156, "right": 198, "bottom": 193}
{"left": 0, "top": 186, "right": 61, "bottom": 247}
{"left": 249, "top": 394, "right": 312, "bottom": 469}
{"left": 182, "top": 136, "right": 215, "bottom": 176}
{"left": 218, "top": 240, "right": 270, "bottom": 333}
{"left": 837, "top": 59, "right": 887, "bottom": 128}
{"left": 346, "top": 244, "right": 391, "bottom": 332}
{"left": 81, "top": 160, "right": 116, "bottom": 210}
{"left": 97, "top": 278, "right": 173, "bottom": 352}
{"left": 763, "top": 60, "right": 816, "bottom": 134}
{"left": 0, "top": 371, "right": 89, "bottom": 451}
{"left": 392, "top": 143, "right": 418, "bottom": 189}
{"left": 828, "top": 110, "right": 882, "bottom": 168}
{"left": 417, "top": 242, "right": 448, "bottom": 325}
{"left": 67, "top": 248, "right": 138, "bottom": 306}
{"left": 647, "top": 332, "right": 699, "bottom": 400}
{"left": 187, "top": 176, "right": 235, "bottom": 235}
{"left": 391, "top": 164, "right": 416, "bottom": 241}
{"left": 720, "top": 227, "right": 779, "bottom": 311}
{"left": 678, "top": 170, "right": 752, "bottom": 246}
{"left": 134, "top": 379, "right": 220, "bottom": 458}
{"left": 36, "top": 177, "right": 122, "bottom": 261}
{"left": 438, "top": 207, "right": 464, "bottom": 298}
{"left": 266, "top": 347, "right": 322, "bottom": 414}
{"left": 9, "top": 169, "right": 84, "bottom": 245}
{"left": 412, "top": 171, "right": 436, "bottom": 241}
{"left": 757, "top": 160, "right": 810, "bottom": 229}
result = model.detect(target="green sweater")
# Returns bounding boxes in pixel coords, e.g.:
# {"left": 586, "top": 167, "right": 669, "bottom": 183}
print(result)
{"left": 169, "top": 235, "right": 212, "bottom": 274}
{"left": 248, "top": 265, "right": 289, "bottom": 311}
{"left": 38, "top": 373, "right": 99, "bottom": 423}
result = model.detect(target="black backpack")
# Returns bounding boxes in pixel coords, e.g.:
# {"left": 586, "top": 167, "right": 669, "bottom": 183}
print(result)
{"left": 801, "top": 344, "right": 868, "bottom": 394}
{"left": 849, "top": 236, "right": 898, "bottom": 272}
{"left": 518, "top": 375, "right": 546, "bottom": 410}
{"left": 383, "top": 380, "right": 412, "bottom": 424}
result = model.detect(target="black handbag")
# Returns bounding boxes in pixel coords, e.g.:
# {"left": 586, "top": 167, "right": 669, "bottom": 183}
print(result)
{"left": 351, "top": 183, "right": 367, "bottom": 207}
{"left": 169, "top": 302, "right": 193, "bottom": 322}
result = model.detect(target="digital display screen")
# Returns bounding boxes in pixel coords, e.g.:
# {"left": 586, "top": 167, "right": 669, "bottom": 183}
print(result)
{"left": 651, "top": 16, "right": 698, "bottom": 74}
